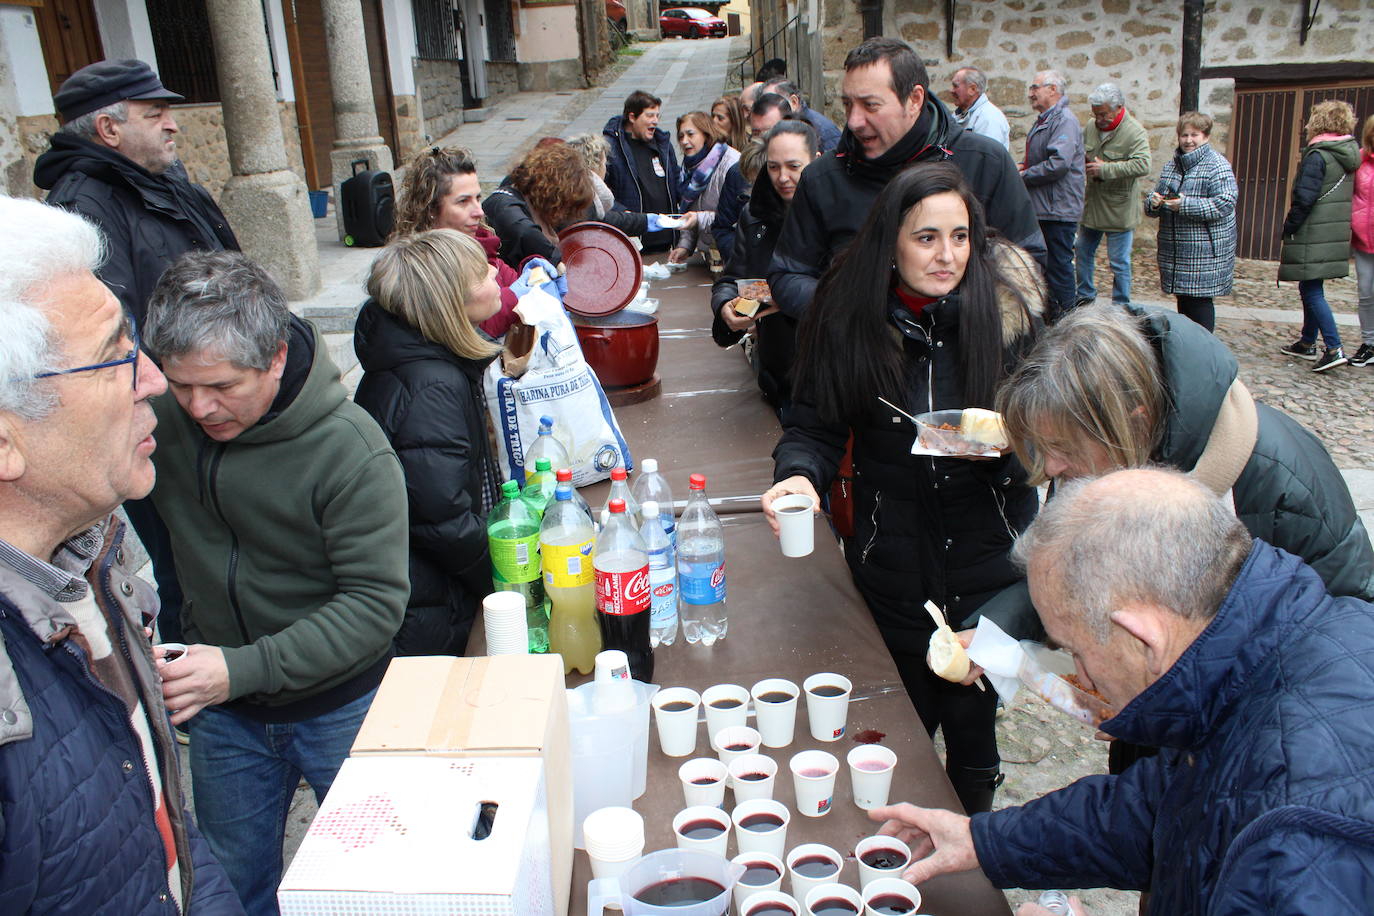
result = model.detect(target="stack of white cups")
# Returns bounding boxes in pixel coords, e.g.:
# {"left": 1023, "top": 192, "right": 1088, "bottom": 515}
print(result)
{"left": 482, "top": 592, "right": 528, "bottom": 655}
{"left": 582, "top": 806, "right": 646, "bottom": 880}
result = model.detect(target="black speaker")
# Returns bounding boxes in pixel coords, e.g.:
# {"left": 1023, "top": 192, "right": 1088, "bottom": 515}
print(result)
{"left": 340, "top": 160, "right": 394, "bottom": 247}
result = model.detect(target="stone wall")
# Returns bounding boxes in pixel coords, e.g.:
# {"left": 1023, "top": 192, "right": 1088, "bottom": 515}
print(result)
{"left": 417, "top": 58, "right": 467, "bottom": 140}
{"left": 9, "top": 114, "right": 57, "bottom": 198}
{"left": 175, "top": 102, "right": 308, "bottom": 200}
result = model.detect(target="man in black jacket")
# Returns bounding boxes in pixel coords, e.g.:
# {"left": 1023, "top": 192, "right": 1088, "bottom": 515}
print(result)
{"left": 768, "top": 38, "right": 1045, "bottom": 318}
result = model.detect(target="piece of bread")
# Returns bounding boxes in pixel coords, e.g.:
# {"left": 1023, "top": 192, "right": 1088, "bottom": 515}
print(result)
{"left": 959, "top": 407, "right": 1008, "bottom": 449}
{"left": 733, "top": 297, "right": 761, "bottom": 318}
{"left": 928, "top": 626, "right": 971, "bottom": 682}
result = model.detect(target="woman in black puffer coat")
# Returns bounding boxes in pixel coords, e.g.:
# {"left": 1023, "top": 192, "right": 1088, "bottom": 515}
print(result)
{"left": 353, "top": 229, "right": 505, "bottom": 656}
{"left": 762, "top": 163, "right": 1045, "bottom": 814}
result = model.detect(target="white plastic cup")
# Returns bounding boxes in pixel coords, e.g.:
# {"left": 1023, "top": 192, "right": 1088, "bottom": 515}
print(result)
{"left": 789, "top": 750, "right": 839, "bottom": 817}
{"left": 582, "top": 806, "right": 645, "bottom": 880}
{"left": 702, "top": 683, "right": 751, "bottom": 735}
{"left": 750, "top": 678, "right": 800, "bottom": 748}
{"left": 672, "top": 804, "right": 732, "bottom": 858}
{"left": 728, "top": 752, "right": 778, "bottom": 803}
{"left": 786, "top": 843, "right": 844, "bottom": 902}
{"left": 678, "top": 757, "right": 729, "bottom": 808}
{"left": 803, "top": 673, "right": 853, "bottom": 742}
{"left": 731, "top": 851, "right": 786, "bottom": 915}
{"left": 742, "top": 890, "right": 802, "bottom": 915}
{"left": 861, "top": 877, "right": 921, "bottom": 916}
{"left": 846, "top": 744, "right": 897, "bottom": 810}
{"left": 713, "top": 725, "right": 762, "bottom": 766}
{"left": 594, "top": 649, "right": 631, "bottom": 682}
{"left": 732, "top": 798, "right": 791, "bottom": 858}
{"left": 652, "top": 686, "right": 702, "bottom": 757}
{"left": 482, "top": 592, "right": 528, "bottom": 655}
{"left": 804, "top": 882, "right": 865, "bottom": 916}
{"left": 773, "top": 493, "right": 817, "bottom": 558}
{"left": 854, "top": 836, "right": 912, "bottom": 891}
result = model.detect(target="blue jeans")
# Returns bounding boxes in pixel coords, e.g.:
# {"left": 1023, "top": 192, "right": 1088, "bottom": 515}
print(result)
{"left": 1298, "top": 279, "right": 1342, "bottom": 350}
{"left": 1039, "top": 220, "right": 1079, "bottom": 318}
{"left": 1075, "top": 226, "right": 1134, "bottom": 305}
{"left": 188, "top": 689, "right": 376, "bottom": 915}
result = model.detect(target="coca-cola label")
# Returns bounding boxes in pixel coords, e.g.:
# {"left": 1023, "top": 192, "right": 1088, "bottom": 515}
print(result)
{"left": 596, "top": 565, "right": 650, "bottom": 616}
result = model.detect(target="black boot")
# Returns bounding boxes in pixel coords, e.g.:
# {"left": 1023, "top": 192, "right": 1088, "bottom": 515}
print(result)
{"left": 946, "top": 763, "right": 1004, "bottom": 815}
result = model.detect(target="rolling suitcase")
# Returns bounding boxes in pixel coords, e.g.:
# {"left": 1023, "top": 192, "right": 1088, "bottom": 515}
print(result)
{"left": 340, "top": 159, "right": 394, "bottom": 247}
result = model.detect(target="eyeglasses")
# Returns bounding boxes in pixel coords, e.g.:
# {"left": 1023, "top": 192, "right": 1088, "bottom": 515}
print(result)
{"left": 34, "top": 313, "right": 141, "bottom": 391}
{"left": 1028, "top": 84, "right": 1045, "bottom": 92}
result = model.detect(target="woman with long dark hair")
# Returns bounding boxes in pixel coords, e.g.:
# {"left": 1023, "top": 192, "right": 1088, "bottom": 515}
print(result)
{"left": 761, "top": 162, "right": 1044, "bottom": 813}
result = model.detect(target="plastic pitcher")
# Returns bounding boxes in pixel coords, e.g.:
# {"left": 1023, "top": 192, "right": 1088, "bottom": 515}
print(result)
{"left": 588, "top": 848, "right": 744, "bottom": 916}
{"left": 568, "top": 679, "right": 659, "bottom": 847}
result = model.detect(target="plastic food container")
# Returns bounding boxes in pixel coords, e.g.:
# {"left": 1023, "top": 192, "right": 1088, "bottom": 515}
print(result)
{"left": 913, "top": 409, "right": 1001, "bottom": 457}
{"left": 1018, "top": 661, "right": 1116, "bottom": 728}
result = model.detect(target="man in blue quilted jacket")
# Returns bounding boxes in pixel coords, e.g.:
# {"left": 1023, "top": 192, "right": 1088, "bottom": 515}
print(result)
{"left": 871, "top": 468, "right": 1374, "bottom": 914}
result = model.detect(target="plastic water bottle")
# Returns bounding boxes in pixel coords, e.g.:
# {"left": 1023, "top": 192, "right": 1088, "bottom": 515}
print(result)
{"left": 541, "top": 484, "right": 599, "bottom": 674}
{"left": 600, "top": 466, "right": 641, "bottom": 529}
{"left": 677, "top": 473, "right": 727, "bottom": 646}
{"left": 487, "top": 479, "right": 548, "bottom": 652}
{"left": 593, "top": 498, "right": 653, "bottom": 681}
{"left": 632, "top": 458, "right": 676, "bottom": 544}
{"left": 640, "top": 500, "right": 678, "bottom": 647}
{"left": 1036, "top": 891, "right": 1073, "bottom": 915}
{"left": 521, "top": 457, "right": 557, "bottom": 518}
{"left": 525, "top": 415, "right": 570, "bottom": 480}
{"left": 555, "top": 466, "right": 593, "bottom": 518}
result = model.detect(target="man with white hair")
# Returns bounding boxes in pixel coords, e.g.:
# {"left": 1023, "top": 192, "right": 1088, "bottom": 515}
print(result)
{"left": 1021, "top": 69, "right": 1085, "bottom": 321}
{"left": 870, "top": 468, "right": 1374, "bottom": 914}
{"left": 950, "top": 67, "right": 1009, "bottom": 150}
{"left": 1075, "top": 83, "right": 1152, "bottom": 308}
{"left": 0, "top": 196, "right": 241, "bottom": 912}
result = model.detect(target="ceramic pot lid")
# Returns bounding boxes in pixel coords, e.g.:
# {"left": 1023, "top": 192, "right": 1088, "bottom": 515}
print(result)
{"left": 558, "top": 220, "right": 643, "bottom": 317}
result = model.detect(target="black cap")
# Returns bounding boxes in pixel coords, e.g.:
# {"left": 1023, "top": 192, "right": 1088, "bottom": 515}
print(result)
{"left": 54, "top": 59, "right": 184, "bottom": 123}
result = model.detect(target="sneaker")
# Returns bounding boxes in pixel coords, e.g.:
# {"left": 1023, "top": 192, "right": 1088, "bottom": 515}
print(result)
{"left": 1312, "top": 348, "right": 1348, "bottom": 372}
{"left": 1350, "top": 344, "right": 1374, "bottom": 367}
{"left": 1278, "top": 339, "right": 1319, "bottom": 360}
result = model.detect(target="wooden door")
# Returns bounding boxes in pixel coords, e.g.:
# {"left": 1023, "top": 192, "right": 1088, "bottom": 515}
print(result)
{"left": 34, "top": 0, "right": 104, "bottom": 97}
{"left": 361, "top": 0, "right": 399, "bottom": 160}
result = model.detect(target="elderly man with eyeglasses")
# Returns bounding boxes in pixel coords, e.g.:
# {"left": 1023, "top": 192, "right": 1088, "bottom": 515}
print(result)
{"left": 0, "top": 195, "right": 243, "bottom": 913}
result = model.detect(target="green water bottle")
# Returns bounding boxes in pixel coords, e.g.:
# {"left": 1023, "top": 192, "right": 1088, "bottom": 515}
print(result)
{"left": 488, "top": 479, "right": 549, "bottom": 652}
{"left": 521, "top": 458, "right": 558, "bottom": 519}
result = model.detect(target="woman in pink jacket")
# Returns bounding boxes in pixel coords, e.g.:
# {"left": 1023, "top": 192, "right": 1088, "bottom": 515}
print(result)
{"left": 1353, "top": 115, "right": 1374, "bottom": 367}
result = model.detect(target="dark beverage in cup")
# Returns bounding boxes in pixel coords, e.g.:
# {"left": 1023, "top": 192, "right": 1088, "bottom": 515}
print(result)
{"left": 859, "top": 848, "right": 908, "bottom": 870}
{"left": 689, "top": 776, "right": 720, "bottom": 786}
{"left": 810, "top": 899, "right": 859, "bottom": 916}
{"left": 725, "top": 742, "right": 753, "bottom": 751}
{"left": 739, "top": 861, "right": 781, "bottom": 885}
{"left": 709, "top": 697, "right": 743, "bottom": 709}
{"left": 738, "top": 811, "right": 785, "bottom": 832}
{"left": 677, "top": 818, "right": 726, "bottom": 839}
{"left": 737, "top": 771, "right": 769, "bottom": 781}
{"left": 867, "top": 895, "right": 916, "bottom": 914}
{"left": 757, "top": 690, "right": 794, "bottom": 703}
{"left": 790, "top": 855, "right": 838, "bottom": 879}
{"left": 634, "top": 876, "right": 724, "bottom": 906}
{"left": 810, "top": 684, "right": 846, "bottom": 697}
{"left": 661, "top": 700, "right": 694, "bottom": 711}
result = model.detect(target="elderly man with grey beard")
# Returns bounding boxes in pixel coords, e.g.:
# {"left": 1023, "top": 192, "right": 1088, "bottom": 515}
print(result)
{"left": 870, "top": 468, "right": 1374, "bottom": 915}
{"left": 0, "top": 196, "right": 242, "bottom": 914}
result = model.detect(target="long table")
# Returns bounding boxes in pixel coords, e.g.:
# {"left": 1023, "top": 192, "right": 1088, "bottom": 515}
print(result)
{"left": 487, "top": 265, "right": 1010, "bottom": 915}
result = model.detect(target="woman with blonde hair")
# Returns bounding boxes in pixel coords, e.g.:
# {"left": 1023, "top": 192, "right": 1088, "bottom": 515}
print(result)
{"left": 1348, "top": 114, "right": 1374, "bottom": 366}
{"left": 712, "top": 94, "right": 750, "bottom": 152}
{"left": 482, "top": 142, "right": 595, "bottom": 269}
{"left": 353, "top": 229, "right": 505, "bottom": 656}
{"left": 1276, "top": 99, "right": 1360, "bottom": 371}
{"left": 669, "top": 110, "right": 741, "bottom": 264}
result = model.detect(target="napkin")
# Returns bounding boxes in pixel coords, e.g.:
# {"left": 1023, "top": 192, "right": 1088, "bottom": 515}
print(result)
{"left": 966, "top": 616, "right": 1025, "bottom": 706}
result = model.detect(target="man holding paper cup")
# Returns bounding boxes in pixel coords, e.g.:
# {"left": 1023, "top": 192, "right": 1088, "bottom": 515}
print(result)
{"left": 870, "top": 469, "right": 1374, "bottom": 914}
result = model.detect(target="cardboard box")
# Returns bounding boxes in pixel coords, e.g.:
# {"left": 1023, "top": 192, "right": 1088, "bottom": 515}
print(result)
{"left": 278, "top": 756, "right": 553, "bottom": 914}
{"left": 350, "top": 655, "right": 572, "bottom": 916}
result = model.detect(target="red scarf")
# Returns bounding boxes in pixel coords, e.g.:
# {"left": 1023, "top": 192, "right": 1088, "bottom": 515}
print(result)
{"left": 894, "top": 286, "right": 938, "bottom": 316}
{"left": 1104, "top": 107, "right": 1126, "bottom": 133}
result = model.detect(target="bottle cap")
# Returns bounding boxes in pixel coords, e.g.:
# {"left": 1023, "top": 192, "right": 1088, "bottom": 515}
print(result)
{"left": 641, "top": 458, "right": 658, "bottom": 473}
{"left": 502, "top": 479, "right": 520, "bottom": 496}
{"left": 555, "top": 484, "right": 572, "bottom": 501}
{"left": 556, "top": 468, "right": 573, "bottom": 482}
{"left": 689, "top": 473, "right": 706, "bottom": 490}
{"left": 535, "top": 457, "right": 552, "bottom": 471}
{"left": 641, "top": 500, "right": 659, "bottom": 517}
{"left": 540, "top": 414, "right": 555, "bottom": 427}
{"left": 608, "top": 498, "right": 626, "bottom": 513}
{"left": 611, "top": 467, "right": 628, "bottom": 481}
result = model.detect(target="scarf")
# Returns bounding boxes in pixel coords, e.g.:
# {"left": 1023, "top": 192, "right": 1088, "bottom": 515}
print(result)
{"left": 679, "top": 142, "right": 729, "bottom": 210}
{"left": 894, "top": 285, "right": 937, "bottom": 316}
{"left": 1103, "top": 106, "right": 1126, "bottom": 133}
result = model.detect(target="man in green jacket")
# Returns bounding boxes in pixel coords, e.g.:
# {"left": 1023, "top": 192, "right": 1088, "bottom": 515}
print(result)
{"left": 144, "top": 251, "right": 409, "bottom": 915}
{"left": 1075, "top": 83, "right": 1152, "bottom": 307}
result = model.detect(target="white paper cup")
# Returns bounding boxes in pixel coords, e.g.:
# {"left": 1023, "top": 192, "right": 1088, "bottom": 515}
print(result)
{"left": 702, "top": 683, "right": 751, "bottom": 735}
{"left": 805, "top": 883, "right": 864, "bottom": 916}
{"left": 594, "top": 649, "right": 632, "bottom": 682}
{"left": 742, "top": 890, "right": 801, "bottom": 915}
{"left": 482, "top": 592, "right": 528, "bottom": 655}
{"left": 861, "top": 877, "right": 921, "bottom": 916}
{"left": 786, "top": 843, "right": 844, "bottom": 902}
{"left": 582, "top": 806, "right": 645, "bottom": 861}
{"left": 773, "top": 493, "right": 817, "bottom": 558}
{"left": 854, "top": 836, "right": 911, "bottom": 891}
{"left": 846, "top": 744, "right": 897, "bottom": 810}
{"left": 728, "top": 753, "right": 778, "bottom": 803}
{"left": 672, "top": 804, "right": 732, "bottom": 858}
{"left": 732, "top": 798, "right": 791, "bottom": 858}
{"left": 750, "top": 678, "right": 800, "bottom": 748}
{"left": 652, "top": 686, "right": 702, "bottom": 757}
{"left": 714, "top": 725, "right": 762, "bottom": 766}
{"left": 678, "top": 757, "right": 728, "bottom": 808}
{"left": 732, "top": 851, "right": 785, "bottom": 914}
{"left": 789, "top": 750, "right": 839, "bottom": 817}
{"left": 803, "top": 673, "right": 853, "bottom": 742}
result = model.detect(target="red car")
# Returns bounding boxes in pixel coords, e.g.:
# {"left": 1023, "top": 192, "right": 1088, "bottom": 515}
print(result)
{"left": 659, "top": 7, "right": 727, "bottom": 39}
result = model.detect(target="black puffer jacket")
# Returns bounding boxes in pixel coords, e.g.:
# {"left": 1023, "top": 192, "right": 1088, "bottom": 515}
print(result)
{"left": 711, "top": 169, "right": 796, "bottom": 408}
{"left": 768, "top": 96, "right": 1045, "bottom": 318}
{"left": 483, "top": 184, "right": 558, "bottom": 269}
{"left": 34, "top": 134, "right": 239, "bottom": 324}
{"left": 353, "top": 302, "right": 499, "bottom": 655}
{"left": 773, "top": 247, "right": 1044, "bottom": 650}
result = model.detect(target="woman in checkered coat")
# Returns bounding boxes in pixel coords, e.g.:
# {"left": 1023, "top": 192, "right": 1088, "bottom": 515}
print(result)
{"left": 1146, "top": 111, "right": 1238, "bottom": 332}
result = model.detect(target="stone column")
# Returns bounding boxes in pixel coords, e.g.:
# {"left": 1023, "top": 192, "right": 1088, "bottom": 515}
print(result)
{"left": 320, "top": 0, "right": 394, "bottom": 239}
{"left": 205, "top": 0, "right": 321, "bottom": 298}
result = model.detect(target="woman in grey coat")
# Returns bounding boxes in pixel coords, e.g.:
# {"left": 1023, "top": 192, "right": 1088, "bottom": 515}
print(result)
{"left": 1146, "top": 111, "right": 1238, "bottom": 332}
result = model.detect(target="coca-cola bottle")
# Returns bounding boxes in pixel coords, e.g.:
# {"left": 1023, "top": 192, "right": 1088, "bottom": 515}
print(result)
{"left": 593, "top": 497, "right": 654, "bottom": 681}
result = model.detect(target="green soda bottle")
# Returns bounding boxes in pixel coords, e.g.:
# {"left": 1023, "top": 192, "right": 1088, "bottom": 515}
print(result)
{"left": 488, "top": 479, "right": 549, "bottom": 652}
{"left": 521, "top": 458, "right": 558, "bottom": 520}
